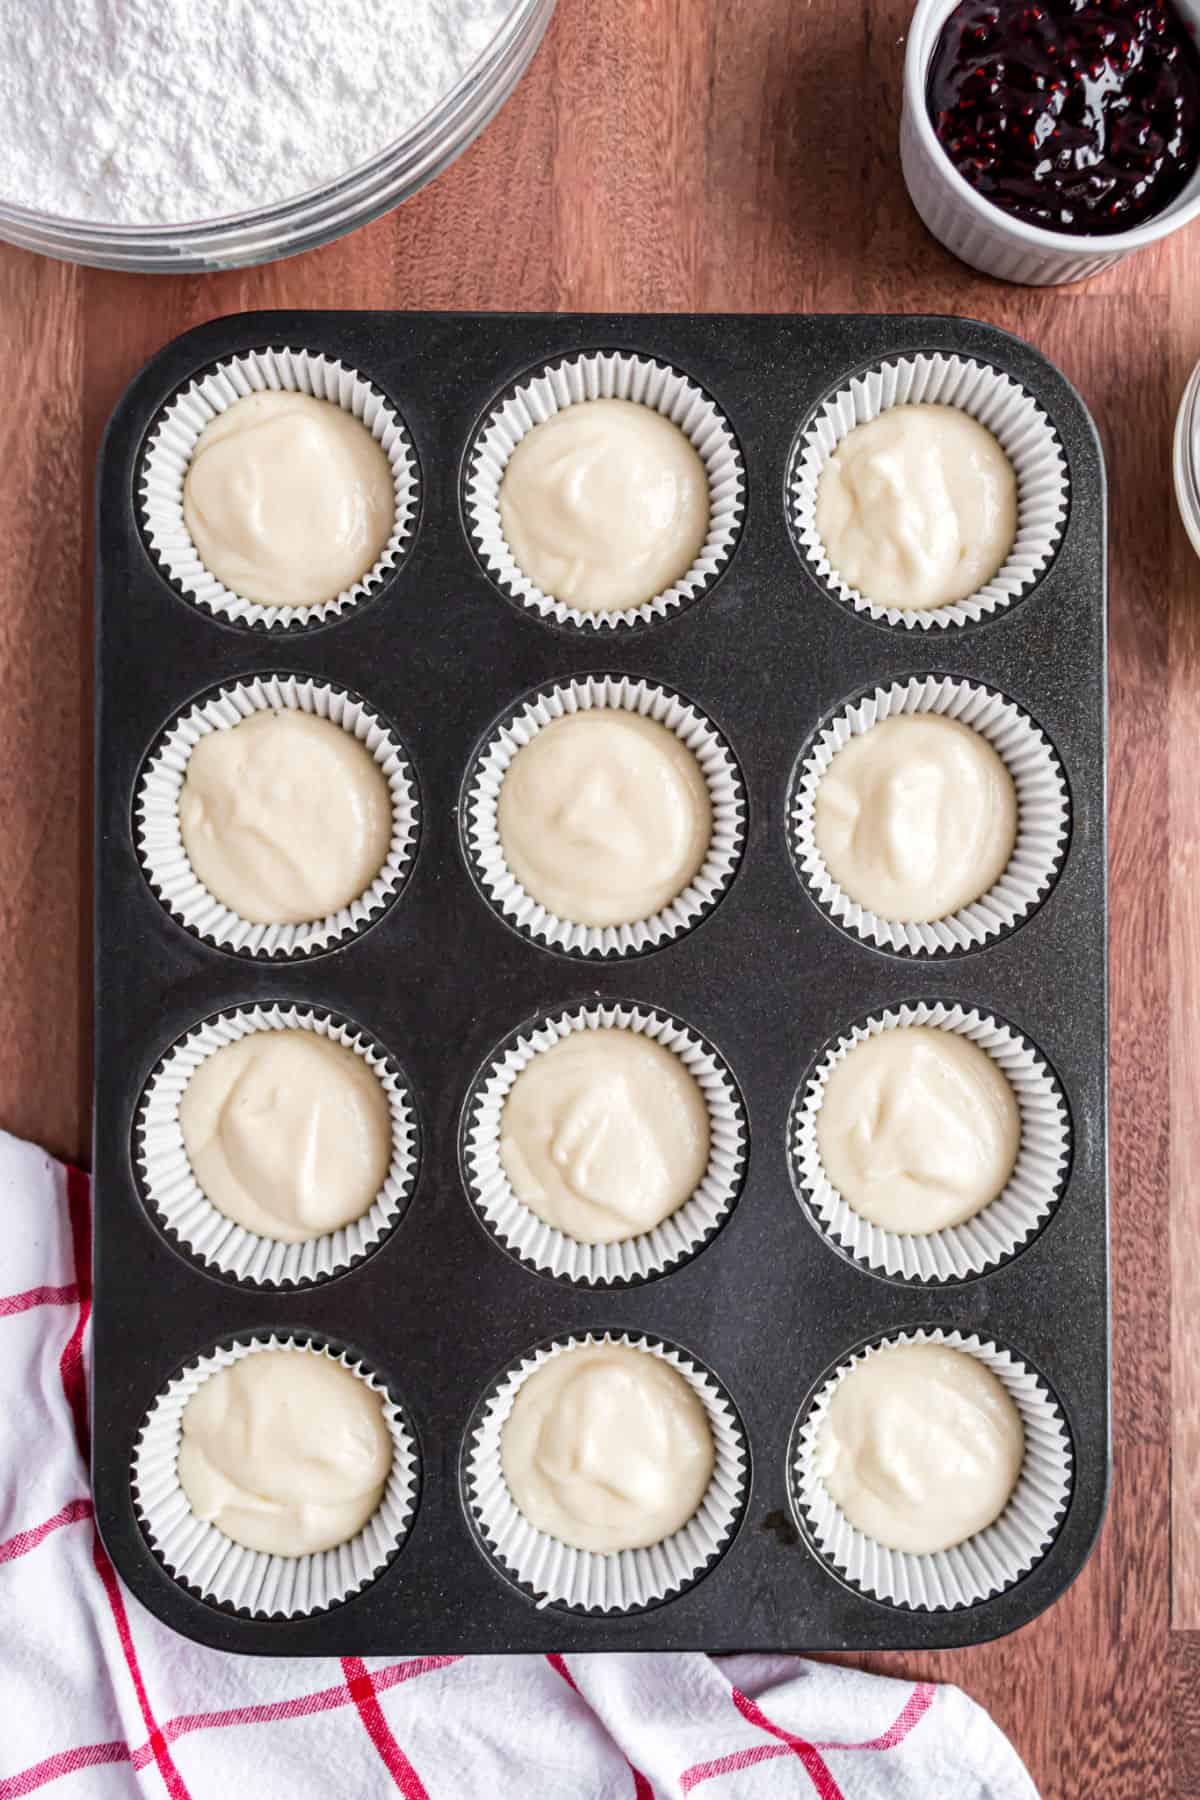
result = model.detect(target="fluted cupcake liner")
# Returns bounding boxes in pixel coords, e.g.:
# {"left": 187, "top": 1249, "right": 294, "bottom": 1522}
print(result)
{"left": 136, "top": 673, "right": 419, "bottom": 959}
{"left": 790, "top": 352, "right": 1068, "bottom": 629}
{"left": 789, "top": 1002, "right": 1070, "bottom": 1282}
{"left": 464, "top": 1331, "right": 747, "bottom": 1612}
{"left": 789, "top": 674, "right": 1070, "bottom": 956}
{"left": 133, "top": 1336, "right": 417, "bottom": 1618}
{"left": 462, "top": 1003, "right": 746, "bottom": 1285}
{"left": 462, "top": 675, "right": 745, "bottom": 958}
{"left": 465, "top": 350, "right": 744, "bottom": 630}
{"left": 135, "top": 1005, "right": 419, "bottom": 1288}
{"left": 139, "top": 346, "right": 419, "bottom": 631}
{"left": 792, "top": 1328, "right": 1072, "bottom": 1611}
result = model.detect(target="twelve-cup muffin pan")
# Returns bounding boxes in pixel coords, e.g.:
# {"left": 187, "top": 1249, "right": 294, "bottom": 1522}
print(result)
{"left": 93, "top": 310, "right": 1108, "bottom": 1655}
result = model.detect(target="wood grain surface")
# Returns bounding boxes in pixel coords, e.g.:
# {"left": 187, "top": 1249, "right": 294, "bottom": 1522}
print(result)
{"left": 0, "top": 1, "right": 1195, "bottom": 1792}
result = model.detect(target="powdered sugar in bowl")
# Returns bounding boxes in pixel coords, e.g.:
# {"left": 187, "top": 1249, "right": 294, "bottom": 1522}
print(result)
{"left": 0, "top": 0, "right": 556, "bottom": 271}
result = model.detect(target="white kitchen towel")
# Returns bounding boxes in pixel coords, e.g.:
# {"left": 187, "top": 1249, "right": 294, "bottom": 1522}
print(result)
{"left": 0, "top": 1128, "right": 1039, "bottom": 1799}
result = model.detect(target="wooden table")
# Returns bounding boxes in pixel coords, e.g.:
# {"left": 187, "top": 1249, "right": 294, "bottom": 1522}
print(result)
{"left": 0, "top": 1, "right": 1194, "bottom": 1791}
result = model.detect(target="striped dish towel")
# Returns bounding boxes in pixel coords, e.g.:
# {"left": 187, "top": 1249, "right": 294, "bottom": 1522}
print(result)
{"left": 1, "top": 1128, "right": 1038, "bottom": 1799}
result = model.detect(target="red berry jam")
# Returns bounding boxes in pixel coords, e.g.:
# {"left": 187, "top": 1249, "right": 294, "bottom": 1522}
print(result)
{"left": 927, "top": 1, "right": 1200, "bottom": 235}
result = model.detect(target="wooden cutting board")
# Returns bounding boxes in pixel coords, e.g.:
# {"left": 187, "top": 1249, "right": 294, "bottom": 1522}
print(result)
{"left": 0, "top": 2, "right": 1195, "bottom": 1791}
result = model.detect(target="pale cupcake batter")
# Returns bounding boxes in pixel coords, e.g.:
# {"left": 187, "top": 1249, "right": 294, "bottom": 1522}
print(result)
{"left": 179, "top": 710, "right": 392, "bottom": 926}
{"left": 177, "top": 1350, "right": 392, "bottom": 1557}
{"left": 813, "top": 714, "right": 1017, "bottom": 924}
{"left": 183, "top": 392, "right": 395, "bottom": 610}
{"left": 815, "top": 404, "right": 1017, "bottom": 610}
{"left": 179, "top": 1031, "right": 392, "bottom": 1243}
{"left": 499, "top": 1029, "right": 710, "bottom": 1245}
{"left": 497, "top": 711, "right": 712, "bottom": 928}
{"left": 500, "top": 1343, "right": 714, "bottom": 1552}
{"left": 817, "top": 1028, "right": 1020, "bottom": 1235}
{"left": 498, "top": 399, "right": 710, "bottom": 613}
{"left": 815, "top": 1343, "right": 1024, "bottom": 1555}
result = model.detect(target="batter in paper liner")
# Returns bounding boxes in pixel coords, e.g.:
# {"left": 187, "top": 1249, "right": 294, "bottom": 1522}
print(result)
{"left": 179, "top": 1030, "right": 392, "bottom": 1243}
{"left": 498, "top": 398, "right": 709, "bottom": 613}
{"left": 179, "top": 709, "right": 392, "bottom": 926}
{"left": 177, "top": 1350, "right": 392, "bottom": 1557}
{"left": 813, "top": 714, "right": 1017, "bottom": 924}
{"left": 814, "top": 404, "right": 1016, "bottom": 611}
{"left": 183, "top": 392, "right": 394, "bottom": 610}
{"left": 815, "top": 1343, "right": 1024, "bottom": 1555}
{"left": 816, "top": 1027, "right": 1019, "bottom": 1234}
{"left": 500, "top": 1344, "right": 714, "bottom": 1552}
{"left": 496, "top": 710, "right": 712, "bottom": 929}
{"left": 498, "top": 1028, "right": 710, "bottom": 1244}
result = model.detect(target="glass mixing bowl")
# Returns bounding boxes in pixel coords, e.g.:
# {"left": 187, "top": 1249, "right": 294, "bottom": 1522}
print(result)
{"left": 0, "top": 0, "right": 556, "bottom": 272}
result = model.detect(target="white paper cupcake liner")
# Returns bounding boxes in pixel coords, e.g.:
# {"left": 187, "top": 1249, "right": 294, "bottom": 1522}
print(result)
{"left": 132, "top": 1336, "right": 418, "bottom": 1618}
{"left": 139, "top": 346, "right": 420, "bottom": 631}
{"left": 463, "top": 675, "right": 745, "bottom": 958}
{"left": 462, "top": 1004, "right": 746, "bottom": 1285}
{"left": 792, "top": 1328, "right": 1072, "bottom": 1611}
{"left": 136, "top": 674, "right": 419, "bottom": 959}
{"left": 790, "top": 1003, "right": 1071, "bottom": 1283}
{"left": 465, "top": 1332, "right": 746, "bottom": 1612}
{"left": 790, "top": 352, "right": 1069, "bottom": 630}
{"left": 465, "top": 351, "right": 744, "bottom": 630}
{"left": 790, "top": 674, "right": 1070, "bottom": 956}
{"left": 135, "top": 1005, "right": 419, "bottom": 1288}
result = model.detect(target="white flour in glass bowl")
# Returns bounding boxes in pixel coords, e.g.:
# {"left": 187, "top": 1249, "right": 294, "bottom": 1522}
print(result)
{"left": 0, "top": 0, "right": 516, "bottom": 226}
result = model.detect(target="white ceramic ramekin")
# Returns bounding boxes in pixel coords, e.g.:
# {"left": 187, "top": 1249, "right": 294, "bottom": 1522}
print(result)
{"left": 1175, "top": 361, "right": 1200, "bottom": 564}
{"left": 901, "top": 0, "right": 1200, "bottom": 285}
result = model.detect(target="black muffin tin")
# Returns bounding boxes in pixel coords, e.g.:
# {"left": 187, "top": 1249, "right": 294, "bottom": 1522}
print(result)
{"left": 93, "top": 311, "right": 1108, "bottom": 1655}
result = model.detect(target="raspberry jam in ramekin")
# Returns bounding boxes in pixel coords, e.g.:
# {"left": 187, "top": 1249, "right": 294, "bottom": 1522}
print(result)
{"left": 927, "top": 1, "right": 1200, "bottom": 236}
